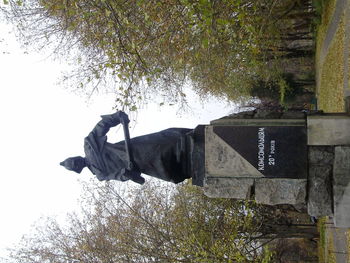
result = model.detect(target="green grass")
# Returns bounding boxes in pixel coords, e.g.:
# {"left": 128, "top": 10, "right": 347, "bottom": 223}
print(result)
{"left": 348, "top": 231, "right": 350, "bottom": 263}
{"left": 315, "top": 0, "right": 337, "bottom": 56}
{"left": 316, "top": 0, "right": 345, "bottom": 112}
{"left": 318, "top": 217, "right": 327, "bottom": 263}
{"left": 318, "top": 13, "right": 345, "bottom": 112}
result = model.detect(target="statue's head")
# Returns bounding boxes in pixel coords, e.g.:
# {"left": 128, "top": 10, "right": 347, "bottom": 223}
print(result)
{"left": 60, "top": 156, "right": 87, "bottom": 174}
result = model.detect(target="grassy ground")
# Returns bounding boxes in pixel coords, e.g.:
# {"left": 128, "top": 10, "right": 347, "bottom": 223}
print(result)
{"left": 348, "top": 229, "right": 350, "bottom": 263}
{"left": 316, "top": 0, "right": 350, "bottom": 261}
{"left": 317, "top": 218, "right": 350, "bottom": 263}
{"left": 317, "top": 15, "right": 345, "bottom": 112}
{"left": 315, "top": 0, "right": 338, "bottom": 57}
{"left": 316, "top": 0, "right": 345, "bottom": 112}
{"left": 317, "top": 218, "right": 326, "bottom": 263}
{"left": 327, "top": 232, "right": 338, "bottom": 263}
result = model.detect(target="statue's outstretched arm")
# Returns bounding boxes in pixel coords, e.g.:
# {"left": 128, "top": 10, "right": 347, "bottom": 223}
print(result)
{"left": 90, "top": 111, "right": 130, "bottom": 138}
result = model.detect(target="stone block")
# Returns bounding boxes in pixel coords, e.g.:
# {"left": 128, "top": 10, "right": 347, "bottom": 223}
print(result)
{"left": 308, "top": 115, "right": 350, "bottom": 145}
{"left": 205, "top": 126, "right": 263, "bottom": 178}
{"left": 255, "top": 178, "right": 307, "bottom": 205}
{"left": 307, "top": 165, "right": 333, "bottom": 217}
{"left": 308, "top": 146, "right": 334, "bottom": 165}
{"left": 333, "top": 146, "right": 350, "bottom": 175}
{"left": 333, "top": 185, "right": 350, "bottom": 228}
{"left": 333, "top": 146, "right": 350, "bottom": 227}
{"left": 226, "top": 110, "right": 256, "bottom": 119}
{"left": 345, "top": 96, "right": 350, "bottom": 113}
{"left": 254, "top": 110, "right": 282, "bottom": 119}
{"left": 204, "top": 177, "right": 254, "bottom": 199}
{"left": 280, "top": 111, "right": 306, "bottom": 119}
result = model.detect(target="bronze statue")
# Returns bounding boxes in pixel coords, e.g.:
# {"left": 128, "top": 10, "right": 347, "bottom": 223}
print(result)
{"left": 60, "top": 111, "right": 192, "bottom": 184}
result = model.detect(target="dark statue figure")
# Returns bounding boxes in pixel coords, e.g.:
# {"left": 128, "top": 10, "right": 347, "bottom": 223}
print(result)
{"left": 60, "top": 111, "right": 194, "bottom": 184}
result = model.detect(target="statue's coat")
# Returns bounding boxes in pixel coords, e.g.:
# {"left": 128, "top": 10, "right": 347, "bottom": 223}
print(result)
{"left": 84, "top": 114, "right": 192, "bottom": 183}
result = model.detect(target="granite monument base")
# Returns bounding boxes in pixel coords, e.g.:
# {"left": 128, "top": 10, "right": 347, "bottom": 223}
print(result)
{"left": 307, "top": 114, "right": 350, "bottom": 227}
{"left": 199, "top": 110, "right": 308, "bottom": 207}
{"left": 193, "top": 110, "right": 350, "bottom": 228}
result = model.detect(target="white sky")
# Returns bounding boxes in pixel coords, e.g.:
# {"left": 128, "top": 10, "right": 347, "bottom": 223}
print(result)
{"left": 0, "top": 23, "right": 234, "bottom": 259}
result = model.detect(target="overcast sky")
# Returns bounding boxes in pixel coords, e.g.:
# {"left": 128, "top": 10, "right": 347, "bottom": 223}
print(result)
{"left": 0, "top": 23, "right": 234, "bottom": 260}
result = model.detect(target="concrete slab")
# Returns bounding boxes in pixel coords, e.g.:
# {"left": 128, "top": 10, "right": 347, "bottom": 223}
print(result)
{"left": 204, "top": 177, "right": 254, "bottom": 199}
{"left": 308, "top": 115, "right": 350, "bottom": 145}
{"left": 254, "top": 178, "right": 307, "bottom": 206}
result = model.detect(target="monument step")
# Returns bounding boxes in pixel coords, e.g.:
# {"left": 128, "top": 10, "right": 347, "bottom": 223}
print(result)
{"left": 308, "top": 115, "right": 350, "bottom": 145}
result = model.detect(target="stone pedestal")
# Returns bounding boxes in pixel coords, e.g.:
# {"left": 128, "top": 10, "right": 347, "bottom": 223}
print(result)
{"left": 202, "top": 110, "right": 308, "bottom": 206}
{"left": 307, "top": 115, "right": 350, "bottom": 227}
{"left": 195, "top": 111, "right": 350, "bottom": 227}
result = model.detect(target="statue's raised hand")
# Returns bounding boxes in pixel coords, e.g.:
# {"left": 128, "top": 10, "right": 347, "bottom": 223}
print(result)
{"left": 115, "top": 111, "right": 130, "bottom": 124}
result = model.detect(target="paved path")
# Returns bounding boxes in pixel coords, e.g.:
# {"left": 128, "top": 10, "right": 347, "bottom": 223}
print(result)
{"left": 325, "top": 218, "right": 349, "bottom": 263}
{"left": 319, "top": 0, "right": 348, "bottom": 65}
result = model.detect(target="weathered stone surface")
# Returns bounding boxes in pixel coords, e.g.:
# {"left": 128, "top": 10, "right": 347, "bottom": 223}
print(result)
{"left": 307, "top": 165, "right": 333, "bottom": 217}
{"left": 308, "top": 146, "right": 334, "bottom": 165}
{"left": 280, "top": 111, "right": 306, "bottom": 119}
{"left": 307, "top": 146, "right": 334, "bottom": 217}
{"left": 205, "top": 126, "right": 263, "bottom": 178}
{"left": 204, "top": 177, "right": 254, "bottom": 199}
{"left": 255, "top": 178, "right": 307, "bottom": 205}
{"left": 333, "top": 185, "right": 350, "bottom": 228}
{"left": 333, "top": 146, "right": 350, "bottom": 182}
{"left": 254, "top": 110, "right": 282, "bottom": 119}
{"left": 227, "top": 110, "right": 256, "bottom": 119}
{"left": 308, "top": 115, "right": 350, "bottom": 145}
{"left": 210, "top": 109, "right": 306, "bottom": 126}
{"left": 345, "top": 96, "right": 350, "bottom": 113}
{"left": 333, "top": 146, "right": 350, "bottom": 227}
{"left": 222, "top": 109, "right": 307, "bottom": 120}
{"left": 210, "top": 118, "right": 305, "bottom": 126}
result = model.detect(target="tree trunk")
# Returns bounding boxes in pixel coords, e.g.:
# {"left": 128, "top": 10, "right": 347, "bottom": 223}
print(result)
{"left": 259, "top": 223, "right": 319, "bottom": 239}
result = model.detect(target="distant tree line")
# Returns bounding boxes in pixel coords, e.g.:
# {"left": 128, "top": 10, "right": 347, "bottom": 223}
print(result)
{"left": 8, "top": 180, "right": 318, "bottom": 263}
{"left": 2, "top": 0, "right": 316, "bottom": 110}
